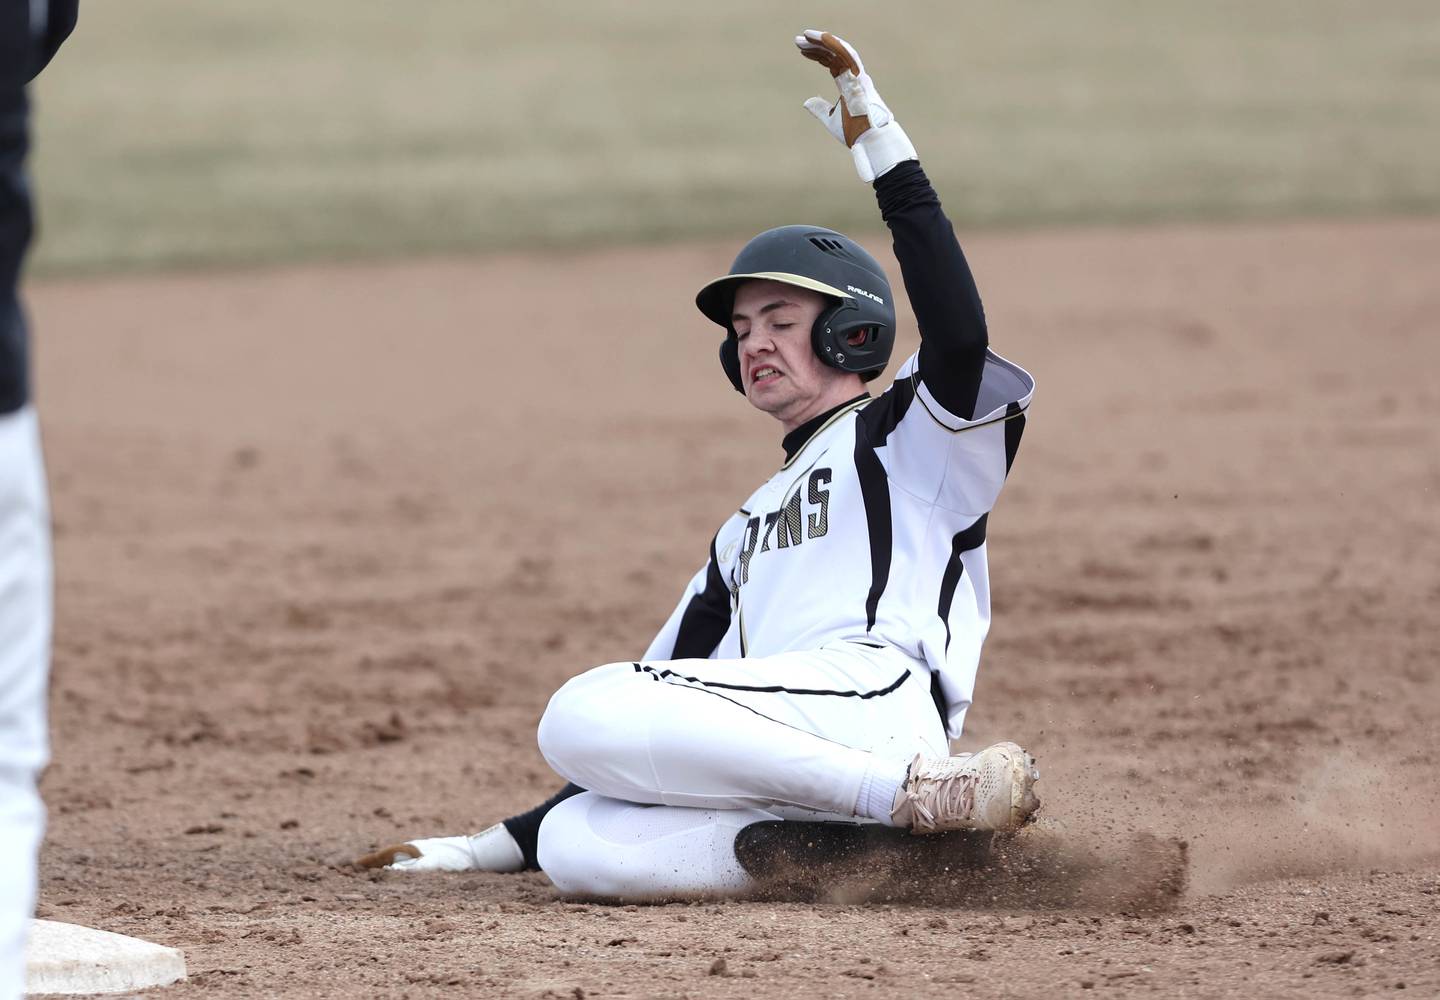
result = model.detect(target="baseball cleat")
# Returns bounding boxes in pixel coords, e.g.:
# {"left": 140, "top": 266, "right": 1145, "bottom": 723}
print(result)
{"left": 890, "top": 742, "right": 1040, "bottom": 834}
{"left": 353, "top": 823, "right": 525, "bottom": 873}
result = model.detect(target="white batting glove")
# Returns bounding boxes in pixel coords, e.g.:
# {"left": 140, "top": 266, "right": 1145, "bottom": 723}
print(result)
{"left": 795, "top": 29, "right": 917, "bottom": 183}
{"left": 353, "top": 825, "right": 525, "bottom": 873}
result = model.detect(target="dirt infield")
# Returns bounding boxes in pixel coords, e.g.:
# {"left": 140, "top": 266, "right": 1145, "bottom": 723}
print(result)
{"left": 29, "top": 218, "right": 1440, "bottom": 997}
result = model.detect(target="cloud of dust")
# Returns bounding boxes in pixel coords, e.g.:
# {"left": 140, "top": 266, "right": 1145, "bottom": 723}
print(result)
{"left": 788, "top": 822, "right": 1192, "bottom": 913}
{"left": 741, "top": 751, "right": 1437, "bottom": 910}
{"left": 1184, "top": 751, "right": 1440, "bottom": 896}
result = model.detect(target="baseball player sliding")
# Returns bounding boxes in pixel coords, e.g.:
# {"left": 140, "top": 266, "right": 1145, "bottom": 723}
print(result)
{"left": 359, "top": 30, "right": 1040, "bottom": 898}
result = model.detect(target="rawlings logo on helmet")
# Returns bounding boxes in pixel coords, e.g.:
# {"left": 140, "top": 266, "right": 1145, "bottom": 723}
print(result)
{"left": 846, "top": 285, "right": 884, "bottom": 305}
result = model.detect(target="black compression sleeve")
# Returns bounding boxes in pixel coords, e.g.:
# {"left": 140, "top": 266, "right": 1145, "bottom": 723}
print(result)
{"left": 501, "top": 782, "right": 586, "bottom": 871}
{"left": 874, "top": 161, "right": 989, "bottom": 420}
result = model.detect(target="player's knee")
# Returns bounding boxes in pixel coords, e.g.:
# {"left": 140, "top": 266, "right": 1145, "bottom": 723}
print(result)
{"left": 536, "top": 661, "right": 640, "bottom": 778}
{"left": 538, "top": 792, "right": 763, "bottom": 901}
{"left": 535, "top": 794, "right": 630, "bottom": 899}
{"left": 533, "top": 800, "right": 583, "bottom": 893}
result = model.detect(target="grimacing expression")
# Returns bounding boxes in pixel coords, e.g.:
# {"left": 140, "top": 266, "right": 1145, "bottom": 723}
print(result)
{"left": 730, "top": 279, "right": 863, "bottom": 431}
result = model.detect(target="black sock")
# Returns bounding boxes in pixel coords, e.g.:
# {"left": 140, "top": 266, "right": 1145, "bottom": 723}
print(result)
{"left": 501, "top": 783, "right": 586, "bottom": 870}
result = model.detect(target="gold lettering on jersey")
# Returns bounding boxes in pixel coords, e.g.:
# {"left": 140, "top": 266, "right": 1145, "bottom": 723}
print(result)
{"left": 775, "top": 491, "right": 805, "bottom": 549}
{"left": 759, "top": 511, "right": 781, "bottom": 553}
{"left": 807, "top": 468, "right": 831, "bottom": 539}
{"left": 739, "top": 468, "right": 833, "bottom": 584}
{"left": 739, "top": 516, "right": 761, "bottom": 583}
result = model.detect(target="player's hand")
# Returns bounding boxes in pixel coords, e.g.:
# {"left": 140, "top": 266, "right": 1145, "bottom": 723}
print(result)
{"left": 353, "top": 826, "right": 526, "bottom": 873}
{"left": 795, "top": 29, "right": 917, "bottom": 183}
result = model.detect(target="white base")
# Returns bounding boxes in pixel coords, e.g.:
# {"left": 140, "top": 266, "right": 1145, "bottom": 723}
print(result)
{"left": 24, "top": 920, "right": 186, "bottom": 996}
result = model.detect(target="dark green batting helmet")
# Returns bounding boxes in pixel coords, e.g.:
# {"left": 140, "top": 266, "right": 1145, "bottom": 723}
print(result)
{"left": 695, "top": 225, "right": 896, "bottom": 393}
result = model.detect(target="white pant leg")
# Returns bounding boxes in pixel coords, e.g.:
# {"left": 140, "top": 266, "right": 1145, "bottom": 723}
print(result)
{"left": 0, "top": 768, "right": 43, "bottom": 1000}
{"left": 537, "top": 791, "right": 777, "bottom": 900}
{"left": 0, "top": 406, "right": 51, "bottom": 1000}
{"left": 537, "top": 642, "right": 945, "bottom": 818}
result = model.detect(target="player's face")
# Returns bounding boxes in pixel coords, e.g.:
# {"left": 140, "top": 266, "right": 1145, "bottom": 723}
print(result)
{"left": 732, "top": 280, "right": 864, "bottom": 433}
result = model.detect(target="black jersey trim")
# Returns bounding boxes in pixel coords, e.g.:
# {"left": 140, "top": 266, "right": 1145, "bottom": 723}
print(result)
{"left": 1003, "top": 401, "right": 1025, "bottom": 475}
{"left": 635, "top": 662, "right": 912, "bottom": 701}
{"left": 857, "top": 375, "right": 917, "bottom": 444}
{"left": 782, "top": 393, "right": 870, "bottom": 463}
{"left": 853, "top": 419, "right": 894, "bottom": 632}
{"left": 778, "top": 396, "right": 870, "bottom": 471}
{"left": 737, "top": 598, "right": 748, "bottom": 658}
{"left": 670, "top": 533, "right": 734, "bottom": 659}
{"left": 936, "top": 514, "right": 989, "bottom": 655}
{"left": 850, "top": 379, "right": 916, "bottom": 633}
{"left": 929, "top": 671, "right": 948, "bottom": 728}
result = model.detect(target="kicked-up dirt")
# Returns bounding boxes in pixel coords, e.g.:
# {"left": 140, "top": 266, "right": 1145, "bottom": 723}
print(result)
{"left": 27, "top": 216, "right": 1440, "bottom": 997}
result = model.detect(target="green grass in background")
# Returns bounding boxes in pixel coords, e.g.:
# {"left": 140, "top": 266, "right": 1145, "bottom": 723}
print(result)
{"left": 28, "top": 0, "right": 1440, "bottom": 275}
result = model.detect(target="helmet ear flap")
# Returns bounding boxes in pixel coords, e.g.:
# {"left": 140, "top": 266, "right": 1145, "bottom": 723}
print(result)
{"left": 809, "top": 301, "right": 846, "bottom": 366}
{"left": 812, "top": 298, "right": 892, "bottom": 377}
{"left": 719, "top": 335, "right": 745, "bottom": 394}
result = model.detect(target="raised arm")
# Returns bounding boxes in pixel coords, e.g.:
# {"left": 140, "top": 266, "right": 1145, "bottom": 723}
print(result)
{"left": 796, "top": 30, "right": 989, "bottom": 419}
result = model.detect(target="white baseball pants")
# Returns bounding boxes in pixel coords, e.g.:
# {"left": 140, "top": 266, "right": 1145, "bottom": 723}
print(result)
{"left": 0, "top": 406, "right": 51, "bottom": 1000}
{"left": 535, "top": 641, "right": 946, "bottom": 899}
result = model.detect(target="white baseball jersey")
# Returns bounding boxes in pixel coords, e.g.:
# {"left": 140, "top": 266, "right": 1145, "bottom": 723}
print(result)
{"left": 643, "top": 348, "right": 1034, "bottom": 739}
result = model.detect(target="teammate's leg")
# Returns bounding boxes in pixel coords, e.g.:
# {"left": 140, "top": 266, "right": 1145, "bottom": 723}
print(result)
{"left": 536, "top": 791, "right": 777, "bottom": 900}
{"left": 0, "top": 406, "right": 52, "bottom": 1000}
{"left": 537, "top": 643, "right": 942, "bottom": 822}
